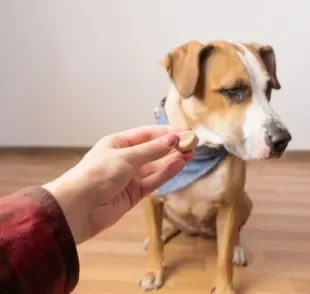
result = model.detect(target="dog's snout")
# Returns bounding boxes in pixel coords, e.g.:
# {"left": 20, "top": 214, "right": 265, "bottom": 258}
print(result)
{"left": 265, "top": 123, "right": 292, "bottom": 157}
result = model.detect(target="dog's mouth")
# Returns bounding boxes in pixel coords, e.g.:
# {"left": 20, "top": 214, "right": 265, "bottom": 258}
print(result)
{"left": 224, "top": 134, "right": 291, "bottom": 161}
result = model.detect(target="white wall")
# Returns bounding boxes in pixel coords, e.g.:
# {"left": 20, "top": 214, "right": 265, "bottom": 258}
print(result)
{"left": 0, "top": 0, "right": 308, "bottom": 149}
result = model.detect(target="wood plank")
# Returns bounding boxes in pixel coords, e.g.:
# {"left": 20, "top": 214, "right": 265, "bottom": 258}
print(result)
{"left": 1, "top": 152, "right": 310, "bottom": 294}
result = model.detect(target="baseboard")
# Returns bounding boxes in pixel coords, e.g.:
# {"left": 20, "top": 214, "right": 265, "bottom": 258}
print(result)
{"left": 0, "top": 146, "right": 90, "bottom": 156}
{"left": 0, "top": 147, "right": 309, "bottom": 161}
{"left": 282, "top": 150, "right": 310, "bottom": 161}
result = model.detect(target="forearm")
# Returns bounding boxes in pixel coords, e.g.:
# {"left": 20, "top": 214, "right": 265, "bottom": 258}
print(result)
{"left": 0, "top": 186, "right": 79, "bottom": 294}
{"left": 42, "top": 167, "right": 92, "bottom": 245}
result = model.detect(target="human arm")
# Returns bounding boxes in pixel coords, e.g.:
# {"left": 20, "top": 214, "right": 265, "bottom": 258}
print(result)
{"left": 0, "top": 125, "right": 195, "bottom": 294}
{"left": 0, "top": 186, "right": 79, "bottom": 294}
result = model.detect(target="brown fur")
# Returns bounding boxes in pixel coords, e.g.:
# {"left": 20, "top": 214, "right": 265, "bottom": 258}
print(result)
{"left": 139, "top": 40, "right": 282, "bottom": 294}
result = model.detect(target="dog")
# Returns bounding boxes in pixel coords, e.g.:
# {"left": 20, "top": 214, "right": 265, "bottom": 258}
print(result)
{"left": 139, "top": 40, "right": 292, "bottom": 294}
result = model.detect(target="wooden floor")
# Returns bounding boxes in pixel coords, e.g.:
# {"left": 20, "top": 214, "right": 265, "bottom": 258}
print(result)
{"left": 1, "top": 151, "right": 310, "bottom": 294}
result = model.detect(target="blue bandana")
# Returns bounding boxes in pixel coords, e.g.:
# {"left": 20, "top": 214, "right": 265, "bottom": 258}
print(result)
{"left": 155, "top": 105, "right": 228, "bottom": 196}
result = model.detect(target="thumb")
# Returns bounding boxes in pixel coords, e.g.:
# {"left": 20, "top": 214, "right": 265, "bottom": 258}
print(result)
{"left": 121, "top": 132, "right": 179, "bottom": 167}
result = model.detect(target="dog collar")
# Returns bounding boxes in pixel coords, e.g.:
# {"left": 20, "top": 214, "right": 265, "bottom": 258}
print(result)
{"left": 154, "top": 102, "right": 228, "bottom": 196}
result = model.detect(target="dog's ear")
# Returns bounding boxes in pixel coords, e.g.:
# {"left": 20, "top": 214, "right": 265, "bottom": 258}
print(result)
{"left": 160, "top": 41, "right": 214, "bottom": 98}
{"left": 248, "top": 43, "right": 281, "bottom": 90}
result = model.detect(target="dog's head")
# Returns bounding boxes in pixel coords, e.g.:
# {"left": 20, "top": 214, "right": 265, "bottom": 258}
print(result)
{"left": 161, "top": 40, "right": 292, "bottom": 160}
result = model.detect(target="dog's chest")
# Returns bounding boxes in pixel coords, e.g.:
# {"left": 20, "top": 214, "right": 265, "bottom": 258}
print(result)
{"left": 164, "top": 162, "right": 229, "bottom": 220}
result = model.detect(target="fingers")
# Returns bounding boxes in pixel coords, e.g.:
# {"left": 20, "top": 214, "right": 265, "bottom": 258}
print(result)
{"left": 139, "top": 150, "right": 193, "bottom": 178}
{"left": 140, "top": 159, "right": 186, "bottom": 196}
{"left": 121, "top": 132, "right": 181, "bottom": 167}
{"left": 106, "top": 125, "right": 184, "bottom": 148}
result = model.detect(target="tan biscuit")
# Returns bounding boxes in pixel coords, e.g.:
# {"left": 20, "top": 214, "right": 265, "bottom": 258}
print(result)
{"left": 176, "top": 131, "right": 199, "bottom": 152}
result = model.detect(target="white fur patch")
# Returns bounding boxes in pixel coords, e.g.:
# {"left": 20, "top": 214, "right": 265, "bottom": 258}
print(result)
{"left": 193, "top": 124, "right": 223, "bottom": 147}
{"left": 233, "top": 246, "right": 248, "bottom": 266}
{"left": 233, "top": 42, "right": 274, "bottom": 159}
{"left": 164, "top": 85, "right": 190, "bottom": 130}
{"left": 165, "top": 86, "right": 223, "bottom": 148}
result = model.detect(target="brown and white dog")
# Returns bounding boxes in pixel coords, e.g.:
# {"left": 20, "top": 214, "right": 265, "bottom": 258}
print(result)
{"left": 139, "top": 40, "right": 292, "bottom": 294}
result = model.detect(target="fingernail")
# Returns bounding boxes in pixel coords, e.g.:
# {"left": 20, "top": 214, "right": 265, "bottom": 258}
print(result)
{"left": 161, "top": 133, "right": 178, "bottom": 146}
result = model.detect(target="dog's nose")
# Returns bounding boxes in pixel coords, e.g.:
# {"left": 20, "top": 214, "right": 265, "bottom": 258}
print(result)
{"left": 265, "top": 123, "right": 292, "bottom": 157}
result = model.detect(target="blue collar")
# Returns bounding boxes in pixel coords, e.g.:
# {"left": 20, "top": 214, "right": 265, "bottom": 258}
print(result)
{"left": 155, "top": 104, "right": 228, "bottom": 196}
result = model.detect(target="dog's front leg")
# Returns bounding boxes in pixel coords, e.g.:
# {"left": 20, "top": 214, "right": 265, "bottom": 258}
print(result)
{"left": 139, "top": 194, "right": 164, "bottom": 291}
{"left": 212, "top": 202, "right": 239, "bottom": 294}
{"left": 233, "top": 192, "right": 252, "bottom": 267}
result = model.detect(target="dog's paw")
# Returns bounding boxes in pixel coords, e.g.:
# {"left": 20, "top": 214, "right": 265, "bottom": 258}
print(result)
{"left": 139, "top": 270, "right": 163, "bottom": 291}
{"left": 233, "top": 246, "right": 248, "bottom": 267}
{"left": 211, "top": 285, "right": 236, "bottom": 294}
{"left": 143, "top": 237, "right": 150, "bottom": 251}
{"left": 143, "top": 237, "right": 161, "bottom": 251}
{"left": 143, "top": 237, "right": 166, "bottom": 251}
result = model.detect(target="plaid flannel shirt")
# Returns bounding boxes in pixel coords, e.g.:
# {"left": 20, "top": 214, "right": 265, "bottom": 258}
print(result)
{"left": 0, "top": 186, "right": 79, "bottom": 294}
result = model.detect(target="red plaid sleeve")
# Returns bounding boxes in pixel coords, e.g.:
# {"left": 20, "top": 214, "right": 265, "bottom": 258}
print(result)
{"left": 0, "top": 186, "right": 79, "bottom": 294}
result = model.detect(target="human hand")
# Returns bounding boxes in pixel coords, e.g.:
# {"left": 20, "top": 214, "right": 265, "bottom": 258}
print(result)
{"left": 43, "top": 125, "right": 194, "bottom": 245}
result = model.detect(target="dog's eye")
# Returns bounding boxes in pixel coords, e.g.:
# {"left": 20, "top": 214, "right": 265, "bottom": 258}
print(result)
{"left": 220, "top": 85, "right": 247, "bottom": 103}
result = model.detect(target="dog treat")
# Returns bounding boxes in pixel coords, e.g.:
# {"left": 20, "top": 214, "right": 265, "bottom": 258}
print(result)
{"left": 176, "top": 131, "right": 199, "bottom": 152}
